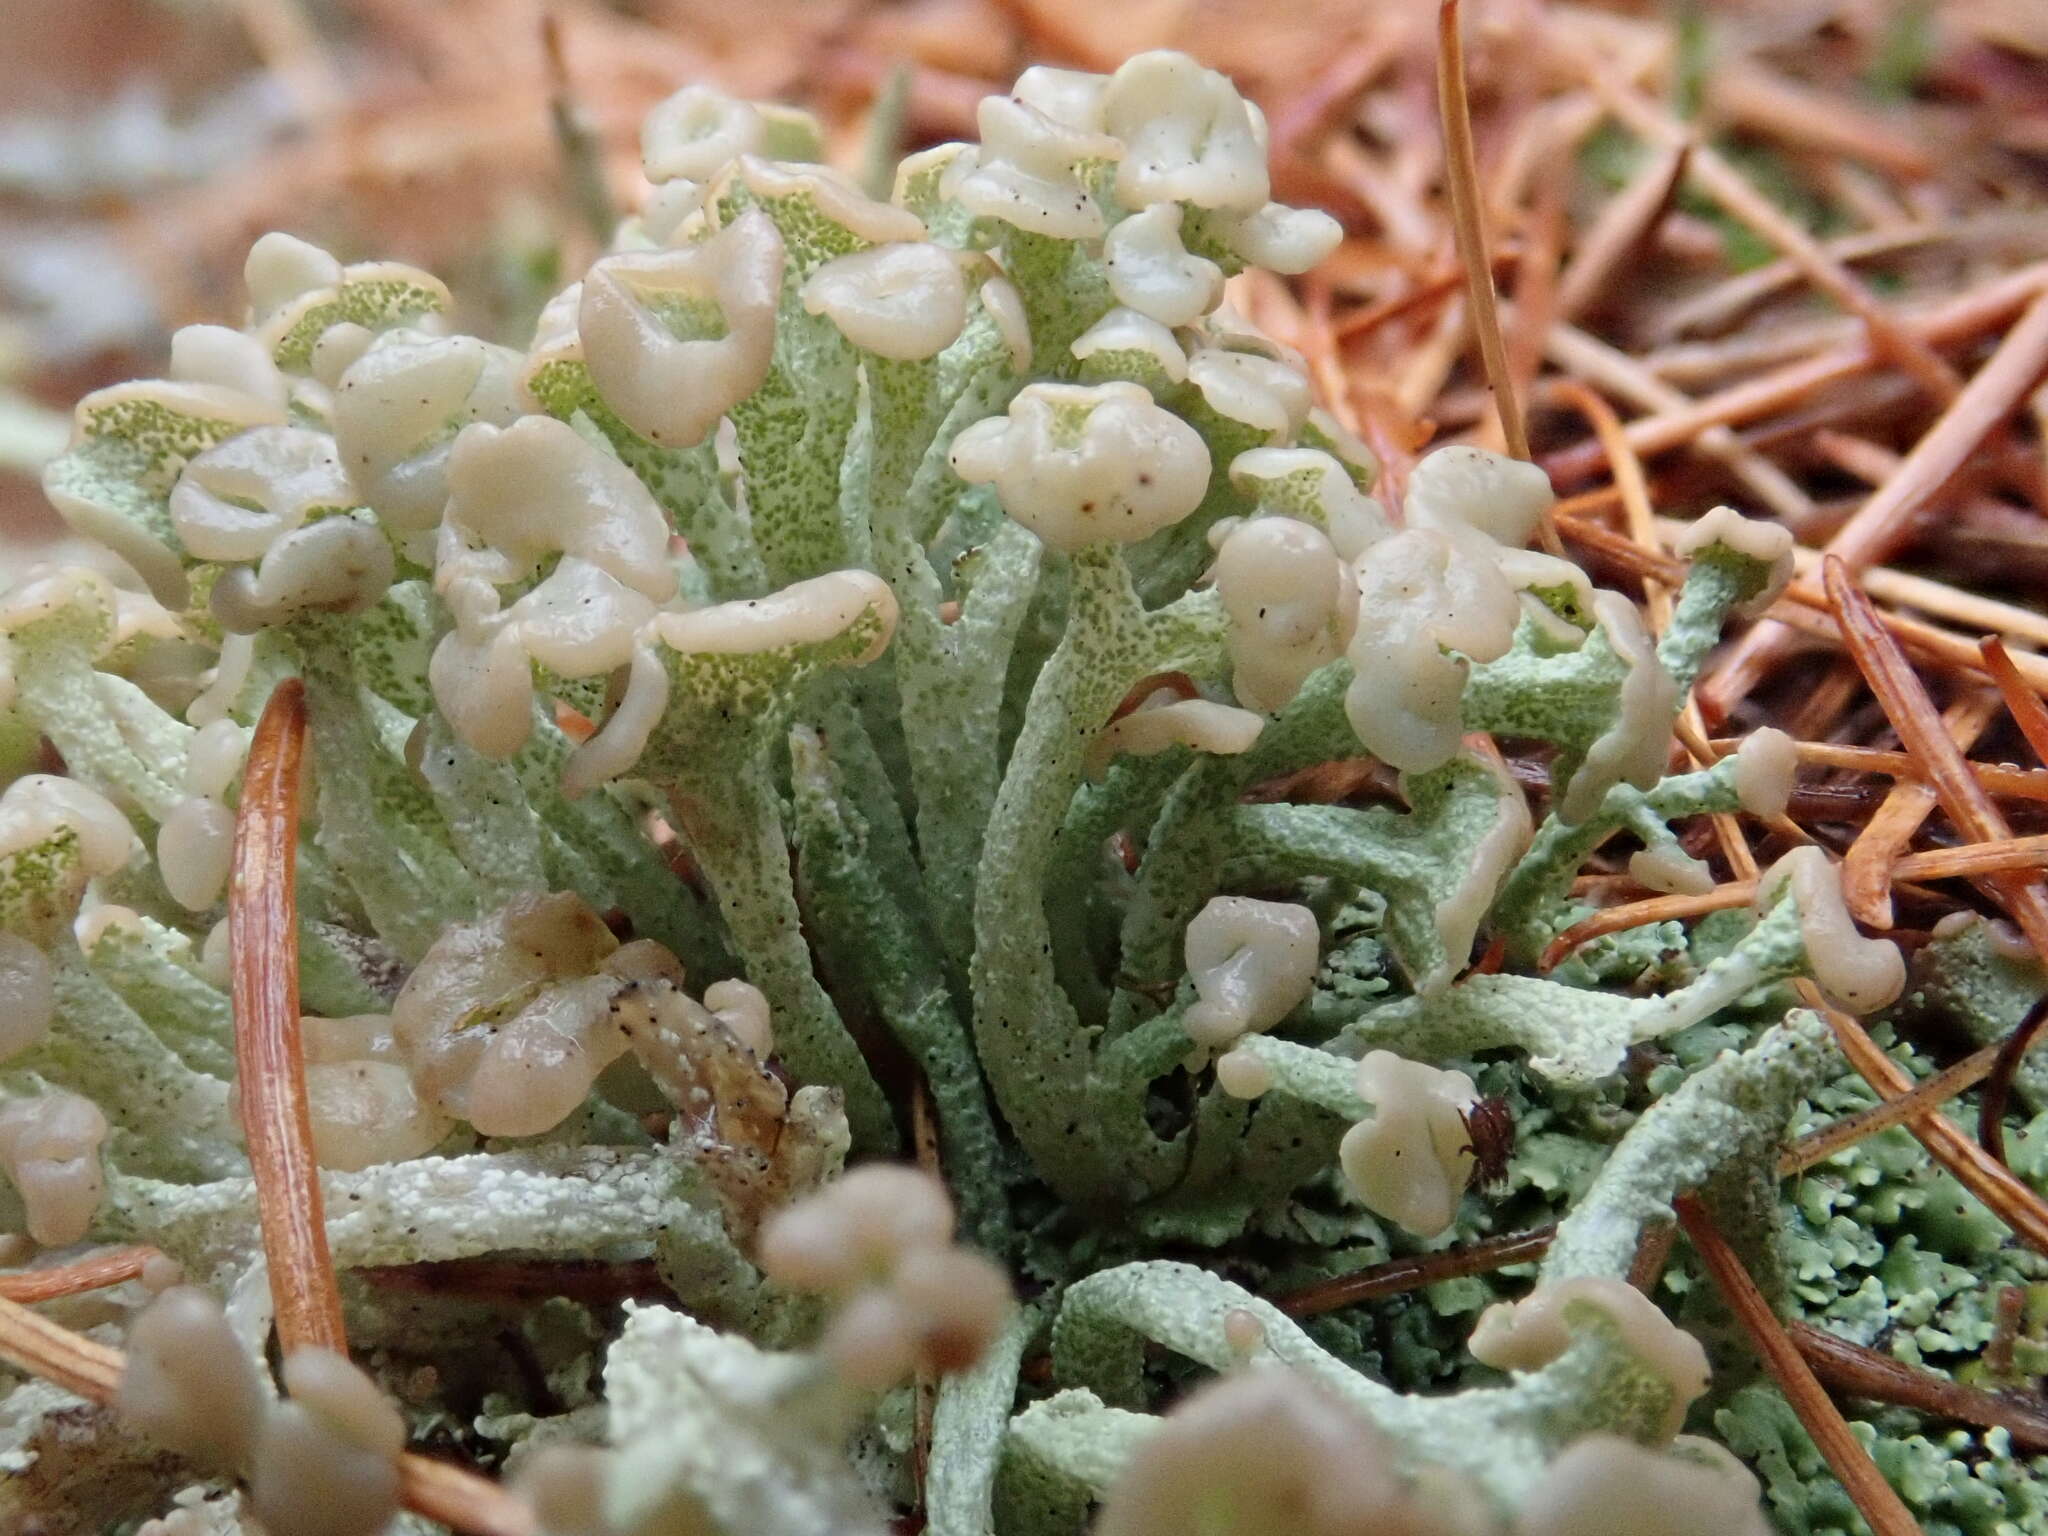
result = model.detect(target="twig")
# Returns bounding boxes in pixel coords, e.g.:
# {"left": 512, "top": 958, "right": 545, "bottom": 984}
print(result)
{"left": 1787, "top": 1320, "right": 2048, "bottom": 1455}
{"left": 231, "top": 678, "right": 347, "bottom": 1355}
{"left": 1674, "top": 1196, "right": 1924, "bottom": 1536}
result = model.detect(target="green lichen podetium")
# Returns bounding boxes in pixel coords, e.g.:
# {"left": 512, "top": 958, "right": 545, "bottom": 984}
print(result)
{"left": 2, "top": 49, "right": 2041, "bottom": 1536}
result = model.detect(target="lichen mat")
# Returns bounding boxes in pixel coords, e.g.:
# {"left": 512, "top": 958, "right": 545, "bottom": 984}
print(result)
{"left": 0, "top": 46, "right": 2038, "bottom": 1536}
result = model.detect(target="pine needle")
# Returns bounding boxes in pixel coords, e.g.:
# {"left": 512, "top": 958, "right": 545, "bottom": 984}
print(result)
{"left": 1675, "top": 1195, "right": 1925, "bottom": 1536}
{"left": 1789, "top": 1318, "right": 2048, "bottom": 1455}
{"left": 1707, "top": 291, "right": 2048, "bottom": 715}
{"left": 1841, "top": 694, "right": 1997, "bottom": 929}
{"left": 1824, "top": 556, "right": 2048, "bottom": 962}
{"left": 0, "top": 1246, "right": 161, "bottom": 1304}
{"left": 1980, "top": 636, "right": 2048, "bottom": 767}
{"left": 1780, "top": 1040, "right": 2003, "bottom": 1176}
{"left": 0, "top": 1293, "right": 539, "bottom": 1536}
{"left": 1808, "top": 982, "right": 2048, "bottom": 1256}
{"left": 0, "top": 1292, "right": 125, "bottom": 1401}
{"left": 231, "top": 678, "right": 347, "bottom": 1355}
{"left": 1979, "top": 996, "right": 2048, "bottom": 1169}
{"left": 1276, "top": 1225, "right": 1558, "bottom": 1316}
{"left": 1437, "top": 1, "right": 1543, "bottom": 511}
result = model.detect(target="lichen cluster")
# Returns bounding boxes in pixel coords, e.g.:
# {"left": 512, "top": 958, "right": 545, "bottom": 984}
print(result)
{"left": 0, "top": 48, "right": 2039, "bottom": 1536}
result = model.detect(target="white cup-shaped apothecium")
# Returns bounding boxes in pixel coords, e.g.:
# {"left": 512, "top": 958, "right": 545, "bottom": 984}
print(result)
{"left": 801, "top": 243, "right": 969, "bottom": 361}
{"left": 0, "top": 1089, "right": 108, "bottom": 1245}
{"left": 949, "top": 380, "right": 1212, "bottom": 552}
{"left": 579, "top": 208, "right": 786, "bottom": 449}
{"left": 1338, "top": 1051, "right": 1481, "bottom": 1239}
{"left": 1183, "top": 896, "right": 1320, "bottom": 1050}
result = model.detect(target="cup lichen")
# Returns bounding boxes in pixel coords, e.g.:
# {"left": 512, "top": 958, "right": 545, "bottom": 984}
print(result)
{"left": 0, "top": 44, "right": 2000, "bottom": 1536}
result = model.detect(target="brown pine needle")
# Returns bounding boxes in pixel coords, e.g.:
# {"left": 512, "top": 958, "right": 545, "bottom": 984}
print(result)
{"left": 1543, "top": 263, "right": 2048, "bottom": 486}
{"left": 1788, "top": 1320, "right": 2048, "bottom": 1456}
{"left": 1797, "top": 552, "right": 2048, "bottom": 670}
{"left": 1331, "top": 267, "right": 1469, "bottom": 342}
{"left": 1980, "top": 997, "right": 2048, "bottom": 1169}
{"left": 1543, "top": 883, "right": 1757, "bottom": 969}
{"left": 0, "top": 1246, "right": 161, "bottom": 1303}
{"left": 1276, "top": 1224, "right": 1557, "bottom": 1317}
{"left": 1676, "top": 710, "right": 1772, "bottom": 875}
{"left": 1674, "top": 1196, "right": 1924, "bottom": 1536}
{"left": 1825, "top": 557, "right": 2048, "bottom": 964}
{"left": 0, "top": 1293, "right": 537, "bottom": 1536}
{"left": 1504, "top": 143, "right": 1568, "bottom": 437}
{"left": 1545, "top": 322, "right": 1816, "bottom": 524}
{"left": 1811, "top": 983, "right": 2048, "bottom": 1255}
{"left": 1707, "top": 64, "right": 1934, "bottom": 181}
{"left": 0, "top": 1292, "right": 125, "bottom": 1401}
{"left": 541, "top": 10, "right": 616, "bottom": 246}
{"left": 1654, "top": 217, "right": 2034, "bottom": 344}
{"left": 1555, "top": 139, "right": 1689, "bottom": 323}
{"left": 1552, "top": 380, "right": 1665, "bottom": 622}
{"left": 1676, "top": 139, "right": 1961, "bottom": 404}
{"left": 400, "top": 1456, "right": 542, "bottom": 1536}
{"left": 1557, "top": 511, "right": 2048, "bottom": 698}
{"left": 1437, "top": 0, "right": 1543, "bottom": 512}
{"left": 1781, "top": 1041, "right": 2004, "bottom": 1177}
{"left": 1708, "top": 292, "right": 2048, "bottom": 718}
{"left": 232, "top": 678, "right": 347, "bottom": 1355}
{"left": 1709, "top": 737, "right": 2048, "bottom": 806}
{"left": 1843, "top": 695, "right": 1998, "bottom": 930}
{"left": 1895, "top": 836, "right": 2048, "bottom": 883}
{"left": 1576, "top": 68, "right": 1960, "bottom": 406}
{"left": 1981, "top": 637, "right": 2048, "bottom": 767}
{"left": 1549, "top": 836, "right": 2048, "bottom": 967}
